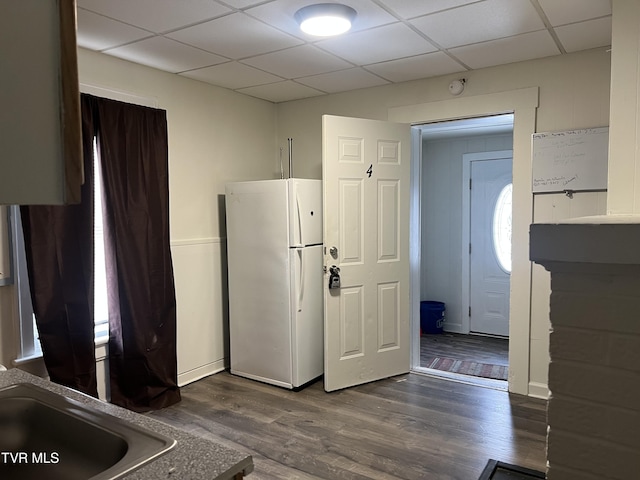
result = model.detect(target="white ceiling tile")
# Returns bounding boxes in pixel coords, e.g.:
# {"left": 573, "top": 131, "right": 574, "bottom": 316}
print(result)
{"left": 537, "top": 0, "right": 611, "bottom": 27}
{"left": 296, "top": 68, "right": 389, "bottom": 93}
{"left": 180, "top": 62, "right": 283, "bottom": 89}
{"left": 242, "top": 45, "right": 352, "bottom": 78}
{"left": 219, "top": 0, "right": 272, "bottom": 8}
{"left": 376, "top": 0, "right": 480, "bottom": 19}
{"left": 365, "top": 52, "right": 466, "bottom": 83}
{"left": 77, "top": 0, "right": 232, "bottom": 33}
{"left": 76, "top": 8, "right": 152, "bottom": 50}
{"left": 555, "top": 17, "right": 612, "bottom": 53}
{"left": 449, "top": 30, "right": 560, "bottom": 69}
{"left": 104, "top": 37, "right": 227, "bottom": 73}
{"left": 317, "top": 23, "right": 437, "bottom": 65}
{"left": 246, "top": 0, "right": 397, "bottom": 40}
{"left": 166, "top": 13, "right": 302, "bottom": 59}
{"left": 237, "top": 80, "right": 325, "bottom": 102}
{"left": 411, "top": 0, "right": 545, "bottom": 48}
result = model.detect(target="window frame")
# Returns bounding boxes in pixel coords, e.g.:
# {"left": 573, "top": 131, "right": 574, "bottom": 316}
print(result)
{"left": 12, "top": 140, "right": 110, "bottom": 363}
{"left": 492, "top": 182, "right": 513, "bottom": 274}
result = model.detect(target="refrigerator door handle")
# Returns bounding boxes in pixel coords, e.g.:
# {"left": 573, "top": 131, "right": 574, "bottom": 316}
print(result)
{"left": 295, "top": 191, "right": 303, "bottom": 247}
{"left": 297, "top": 248, "right": 305, "bottom": 312}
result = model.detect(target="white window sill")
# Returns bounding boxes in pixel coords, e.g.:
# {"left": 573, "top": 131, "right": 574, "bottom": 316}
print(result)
{"left": 13, "top": 333, "right": 109, "bottom": 366}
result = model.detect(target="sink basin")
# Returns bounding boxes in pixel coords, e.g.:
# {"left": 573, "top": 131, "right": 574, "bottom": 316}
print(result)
{"left": 0, "top": 383, "right": 176, "bottom": 480}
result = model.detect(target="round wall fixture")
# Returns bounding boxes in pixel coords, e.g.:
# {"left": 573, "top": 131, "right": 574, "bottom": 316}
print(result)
{"left": 449, "top": 78, "right": 466, "bottom": 95}
{"left": 295, "top": 3, "right": 357, "bottom": 37}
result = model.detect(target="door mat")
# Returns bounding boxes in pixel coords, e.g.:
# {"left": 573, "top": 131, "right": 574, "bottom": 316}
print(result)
{"left": 478, "top": 459, "right": 545, "bottom": 479}
{"left": 425, "top": 357, "right": 508, "bottom": 381}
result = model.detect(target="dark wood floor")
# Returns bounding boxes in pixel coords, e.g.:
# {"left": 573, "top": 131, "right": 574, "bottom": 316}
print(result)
{"left": 149, "top": 371, "right": 546, "bottom": 480}
{"left": 421, "top": 333, "right": 509, "bottom": 372}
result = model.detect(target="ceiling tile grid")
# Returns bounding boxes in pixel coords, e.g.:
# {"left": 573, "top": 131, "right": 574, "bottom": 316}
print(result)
{"left": 180, "top": 62, "right": 284, "bottom": 90}
{"left": 296, "top": 67, "right": 390, "bottom": 93}
{"left": 78, "top": 0, "right": 232, "bottom": 33}
{"left": 106, "top": 36, "right": 228, "bottom": 73}
{"left": 75, "top": 0, "right": 613, "bottom": 103}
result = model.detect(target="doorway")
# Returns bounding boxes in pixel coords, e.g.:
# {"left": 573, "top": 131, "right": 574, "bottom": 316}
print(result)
{"left": 417, "top": 115, "right": 514, "bottom": 384}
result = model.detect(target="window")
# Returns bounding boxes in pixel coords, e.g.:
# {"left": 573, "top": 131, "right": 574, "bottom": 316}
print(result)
{"left": 10, "top": 206, "right": 41, "bottom": 360}
{"left": 14, "top": 137, "right": 109, "bottom": 362}
{"left": 492, "top": 183, "right": 512, "bottom": 273}
{"left": 93, "top": 138, "right": 109, "bottom": 339}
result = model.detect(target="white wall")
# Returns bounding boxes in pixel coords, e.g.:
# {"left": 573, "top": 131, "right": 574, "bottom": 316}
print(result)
{"left": 276, "top": 47, "right": 611, "bottom": 396}
{"left": 421, "top": 133, "right": 513, "bottom": 333}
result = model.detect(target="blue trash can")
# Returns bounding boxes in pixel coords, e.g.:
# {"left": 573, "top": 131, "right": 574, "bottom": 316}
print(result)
{"left": 420, "top": 301, "right": 445, "bottom": 334}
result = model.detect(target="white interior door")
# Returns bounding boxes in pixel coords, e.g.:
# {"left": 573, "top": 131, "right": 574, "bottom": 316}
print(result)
{"left": 469, "top": 157, "right": 512, "bottom": 336}
{"left": 322, "top": 115, "right": 411, "bottom": 392}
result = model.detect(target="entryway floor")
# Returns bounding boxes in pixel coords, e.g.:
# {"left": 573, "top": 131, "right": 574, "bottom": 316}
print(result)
{"left": 420, "top": 332, "right": 509, "bottom": 371}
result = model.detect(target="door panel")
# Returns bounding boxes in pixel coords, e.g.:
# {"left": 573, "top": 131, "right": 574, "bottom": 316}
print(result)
{"left": 378, "top": 180, "right": 400, "bottom": 261}
{"left": 340, "top": 179, "right": 364, "bottom": 264}
{"left": 340, "top": 286, "right": 364, "bottom": 358}
{"left": 323, "top": 115, "right": 411, "bottom": 392}
{"left": 470, "top": 158, "right": 512, "bottom": 336}
{"left": 378, "top": 282, "right": 400, "bottom": 350}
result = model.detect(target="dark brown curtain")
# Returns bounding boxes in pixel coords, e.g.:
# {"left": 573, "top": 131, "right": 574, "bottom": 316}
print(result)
{"left": 20, "top": 98, "right": 98, "bottom": 397}
{"left": 84, "top": 94, "right": 180, "bottom": 412}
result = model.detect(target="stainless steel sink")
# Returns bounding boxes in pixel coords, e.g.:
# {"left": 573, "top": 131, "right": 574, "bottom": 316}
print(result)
{"left": 0, "top": 383, "right": 176, "bottom": 480}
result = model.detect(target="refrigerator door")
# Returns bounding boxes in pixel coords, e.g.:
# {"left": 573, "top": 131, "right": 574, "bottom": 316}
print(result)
{"left": 226, "top": 180, "right": 294, "bottom": 388}
{"left": 290, "top": 244, "right": 324, "bottom": 387}
{"left": 288, "top": 179, "right": 322, "bottom": 247}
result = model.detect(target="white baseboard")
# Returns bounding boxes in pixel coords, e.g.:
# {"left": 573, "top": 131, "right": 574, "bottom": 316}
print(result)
{"left": 442, "top": 325, "right": 464, "bottom": 334}
{"left": 528, "top": 381, "right": 549, "bottom": 399}
{"left": 178, "top": 359, "right": 226, "bottom": 387}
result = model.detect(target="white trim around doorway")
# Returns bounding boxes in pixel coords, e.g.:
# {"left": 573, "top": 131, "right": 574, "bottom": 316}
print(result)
{"left": 389, "top": 87, "right": 539, "bottom": 396}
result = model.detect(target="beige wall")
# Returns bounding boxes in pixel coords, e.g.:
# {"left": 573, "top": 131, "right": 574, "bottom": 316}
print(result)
{"left": 608, "top": 0, "right": 640, "bottom": 213}
{"left": 77, "top": 49, "right": 279, "bottom": 240}
{"left": 276, "top": 47, "right": 611, "bottom": 396}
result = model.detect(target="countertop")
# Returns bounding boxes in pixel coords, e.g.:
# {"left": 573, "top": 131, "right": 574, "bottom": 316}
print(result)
{"left": 0, "top": 368, "right": 253, "bottom": 479}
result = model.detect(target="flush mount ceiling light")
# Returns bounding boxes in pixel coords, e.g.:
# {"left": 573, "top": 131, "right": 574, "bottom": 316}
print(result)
{"left": 295, "top": 3, "right": 357, "bottom": 37}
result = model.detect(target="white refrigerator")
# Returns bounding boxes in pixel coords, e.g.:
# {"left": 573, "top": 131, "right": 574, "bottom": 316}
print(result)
{"left": 225, "top": 179, "right": 323, "bottom": 389}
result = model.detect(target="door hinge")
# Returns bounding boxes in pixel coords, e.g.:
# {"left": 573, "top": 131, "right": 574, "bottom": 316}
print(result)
{"left": 469, "top": 243, "right": 472, "bottom": 254}
{"left": 469, "top": 178, "right": 472, "bottom": 190}
{"left": 468, "top": 306, "right": 471, "bottom": 317}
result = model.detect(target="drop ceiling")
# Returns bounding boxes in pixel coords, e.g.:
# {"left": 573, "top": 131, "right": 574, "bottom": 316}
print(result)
{"left": 76, "top": 0, "right": 612, "bottom": 103}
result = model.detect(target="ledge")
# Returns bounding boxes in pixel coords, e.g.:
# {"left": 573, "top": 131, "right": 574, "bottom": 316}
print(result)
{"left": 530, "top": 215, "right": 640, "bottom": 267}
{"left": 0, "top": 368, "right": 253, "bottom": 479}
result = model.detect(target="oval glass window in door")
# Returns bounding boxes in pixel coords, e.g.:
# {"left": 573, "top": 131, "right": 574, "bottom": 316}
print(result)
{"left": 492, "top": 183, "right": 512, "bottom": 273}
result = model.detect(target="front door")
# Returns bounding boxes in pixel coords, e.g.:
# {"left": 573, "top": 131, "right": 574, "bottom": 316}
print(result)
{"left": 322, "top": 115, "right": 411, "bottom": 392}
{"left": 469, "top": 157, "right": 512, "bottom": 336}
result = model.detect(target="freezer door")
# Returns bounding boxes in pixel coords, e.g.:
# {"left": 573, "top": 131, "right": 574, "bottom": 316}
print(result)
{"left": 288, "top": 179, "right": 323, "bottom": 247}
{"left": 290, "top": 244, "right": 324, "bottom": 387}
